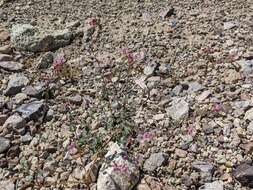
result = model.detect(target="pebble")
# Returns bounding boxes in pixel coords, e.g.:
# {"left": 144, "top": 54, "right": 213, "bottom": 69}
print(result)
{"left": 143, "top": 152, "right": 168, "bottom": 172}
{"left": 0, "top": 61, "right": 24, "bottom": 72}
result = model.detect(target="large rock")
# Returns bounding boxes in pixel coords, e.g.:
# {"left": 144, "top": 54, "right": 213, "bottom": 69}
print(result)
{"left": 4, "top": 73, "right": 29, "bottom": 96}
{"left": 166, "top": 98, "right": 189, "bottom": 121}
{"left": 143, "top": 152, "right": 168, "bottom": 172}
{"left": 233, "top": 161, "right": 253, "bottom": 187}
{"left": 11, "top": 24, "right": 73, "bottom": 52}
{"left": 97, "top": 143, "right": 140, "bottom": 190}
{"left": 16, "top": 101, "right": 47, "bottom": 121}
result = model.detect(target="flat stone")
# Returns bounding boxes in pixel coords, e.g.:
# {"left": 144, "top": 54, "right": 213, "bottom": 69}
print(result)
{"left": 240, "top": 142, "right": 253, "bottom": 154}
{"left": 224, "top": 21, "right": 238, "bottom": 30}
{"left": 0, "top": 61, "right": 24, "bottom": 72}
{"left": 67, "top": 94, "right": 83, "bottom": 105}
{"left": 143, "top": 152, "right": 168, "bottom": 172}
{"left": 167, "top": 98, "right": 189, "bottom": 121}
{"left": 238, "top": 60, "right": 253, "bottom": 75}
{"left": 3, "top": 114, "right": 26, "bottom": 130}
{"left": 192, "top": 161, "right": 214, "bottom": 174}
{"left": 196, "top": 90, "right": 211, "bottom": 101}
{"left": 137, "top": 175, "right": 163, "bottom": 190}
{"left": 183, "top": 81, "right": 203, "bottom": 93}
{"left": 0, "top": 28, "right": 10, "bottom": 42}
{"left": 11, "top": 24, "right": 73, "bottom": 52}
{"left": 13, "top": 93, "right": 28, "bottom": 104}
{"left": 0, "top": 137, "right": 10, "bottom": 153}
{"left": 22, "top": 84, "right": 47, "bottom": 98}
{"left": 144, "top": 62, "right": 158, "bottom": 76}
{"left": 4, "top": 73, "right": 29, "bottom": 96}
{"left": 16, "top": 101, "right": 47, "bottom": 121}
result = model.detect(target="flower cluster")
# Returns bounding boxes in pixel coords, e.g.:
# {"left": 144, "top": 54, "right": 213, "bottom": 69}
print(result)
{"left": 53, "top": 54, "right": 65, "bottom": 73}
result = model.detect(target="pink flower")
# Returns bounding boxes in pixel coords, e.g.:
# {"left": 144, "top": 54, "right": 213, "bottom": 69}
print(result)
{"left": 212, "top": 103, "right": 223, "bottom": 112}
{"left": 68, "top": 142, "right": 78, "bottom": 155}
{"left": 53, "top": 54, "right": 65, "bottom": 72}
{"left": 88, "top": 18, "right": 97, "bottom": 27}
{"left": 111, "top": 161, "right": 128, "bottom": 173}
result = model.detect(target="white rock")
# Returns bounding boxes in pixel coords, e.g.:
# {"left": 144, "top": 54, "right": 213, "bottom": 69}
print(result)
{"left": 166, "top": 98, "right": 189, "bottom": 121}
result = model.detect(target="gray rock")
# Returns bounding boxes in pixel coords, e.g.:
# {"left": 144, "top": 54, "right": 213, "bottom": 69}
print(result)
{"left": 172, "top": 85, "right": 182, "bottom": 96}
{"left": 3, "top": 114, "right": 26, "bottom": 130}
{"left": 22, "top": 84, "right": 47, "bottom": 98}
{"left": 16, "top": 101, "right": 47, "bottom": 121}
{"left": 200, "top": 181, "right": 223, "bottom": 190}
{"left": 11, "top": 24, "right": 73, "bottom": 52}
{"left": 233, "top": 162, "right": 253, "bottom": 187}
{"left": 0, "top": 137, "right": 10, "bottom": 153}
{"left": 20, "top": 133, "right": 32, "bottom": 143}
{"left": 97, "top": 143, "right": 140, "bottom": 190}
{"left": 192, "top": 161, "right": 214, "bottom": 174}
{"left": 4, "top": 73, "right": 29, "bottom": 96}
{"left": 247, "top": 121, "right": 253, "bottom": 134}
{"left": 0, "top": 61, "right": 23, "bottom": 72}
{"left": 0, "top": 45, "right": 12, "bottom": 54}
{"left": 0, "top": 180, "right": 15, "bottom": 190}
{"left": 143, "top": 152, "right": 168, "bottom": 172}
{"left": 158, "top": 63, "right": 171, "bottom": 75}
{"left": 37, "top": 52, "right": 54, "bottom": 69}
{"left": 0, "top": 54, "right": 12, "bottom": 62}
{"left": 166, "top": 98, "right": 189, "bottom": 121}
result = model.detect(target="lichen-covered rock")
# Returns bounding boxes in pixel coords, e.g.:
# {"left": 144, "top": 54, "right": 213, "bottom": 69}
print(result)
{"left": 11, "top": 24, "right": 73, "bottom": 52}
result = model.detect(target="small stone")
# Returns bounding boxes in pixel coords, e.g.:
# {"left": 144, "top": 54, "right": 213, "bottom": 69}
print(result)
{"left": 4, "top": 73, "right": 29, "bottom": 96}
{"left": 183, "top": 81, "right": 203, "bottom": 93}
{"left": 181, "top": 174, "right": 192, "bottom": 187}
{"left": 0, "top": 61, "right": 24, "bottom": 72}
{"left": 143, "top": 152, "right": 168, "bottom": 172}
{"left": 192, "top": 161, "right": 214, "bottom": 174}
{"left": 137, "top": 175, "right": 163, "bottom": 190}
{"left": 84, "top": 161, "right": 100, "bottom": 185}
{"left": 167, "top": 98, "right": 189, "bottom": 121}
{"left": 67, "top": 94, "right": 83, "bottom": 105}
{"left": 66, "top": 20, "right": 81, "bottom": 29}
{"left": 37, "top": 52, "right": 54, "bottom": 69}
{"left": 201, "top": 181, "right": 224, "bottom": 190}
{"left": 20, "top": 133, "right": 33, "bottom": 143}
{"left": 196, "top": 90, "right": 211, "bottom": 101}
{"left": 158, "top": 63, "right": 171, "bottom": 75}
{"left": 238, "top": 60, "right": 253, "bottom": 75}
{"left": 144, "top": 62, "right": 158, "bottom": 76}
{"left": 224, "top": 21, "right": 238, "bottom": 30}
{"left": 13, "top": 93, "right": 28, "bottom": 104}
{"left": 247, "top": 121, "right": 253, "bottom": 134}
{"left": 22, "top": 84, "right": 47, "bottom": 98}
{"left": 175, "top": 148, "right": 187, "bottom": 158}
{"left": 0, "top": 137, "right": 10, "bottom": 153}
{"left": 3, "top": 114, "right": 26, "bottom": 130}
{"left": 16, "top": 101, "right": 47, "bottom": 121}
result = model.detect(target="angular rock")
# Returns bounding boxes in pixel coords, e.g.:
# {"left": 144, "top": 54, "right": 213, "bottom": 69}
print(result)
{"left": 83, "top": 161, "right": 100, "bottom": 185}
{"left": 16, "top": 101, "right": 47, "bottom": 121}
{"left": 244, "top": 108, "right": 253, "bottom": 121}
{"left": 37, "top": 52, "right": 54, "bottom": 69}
{"left": 238, "top": 60, "right": 253, "bottom": 75}
{"left": 0, "top": 114, "right": 7, "bottom": 125}
{"left": 0, "top": 28, "right": 10, "bottom": 42}
{"left": 97, "top": 143, "right": 140, "bottom": 190}
{"left": 4, "top": 73, "right": 29, "bottom": 96}
{"left": 0, "top": 137, "right": 10, "bottom": 153}
{"left": 183, "top": 81, "right": 203, "bottom": 93}
{"left": 143, "top": 152, "right": 168, "bottom": 172}
{"left": 11, "top": 24, "right": 73, "bottom": 52}
{"left": 175, "top": 148, "right": 187, "bottom": 158}
{"left": 224, "top": 21, "right": 238, "bottom": 30}
{"left": 166, "top": 98, "right": 189, "bottom": 121}
{"left": 67, "top": 94, "right": 83, "bottom": 105}
{"left": 160, "top": 7, "right": 175, "bottom": 19}
{"left": 3, "top": 114, "right": 26, "bottom": 130}
{"left": 13, "top": 93, "right": 28, "bottom": 104}
{"left": 201, "top": 181, "right": 223, "bottom": 190}
{"left": 22, "top": 84, "right": 47, "bottom": 98}
{"left": 233, "top": 162, "right": 253, "bottom": 187}
{"left": 0, "top": 61, "right": 24, "bottom": 72}
{"left": 137, "top": 175, "right": 163, "bottom": 190}
{"left": 144, "top": 62, "right": 158, "bottom": 76}
{"left": 192, "top": 161, "right": 214, "bottom": 174}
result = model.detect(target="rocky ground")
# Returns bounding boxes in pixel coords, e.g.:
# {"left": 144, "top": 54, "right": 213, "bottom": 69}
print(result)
{"left": 1, "top": 0, "right": 253, "bottom": 189}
